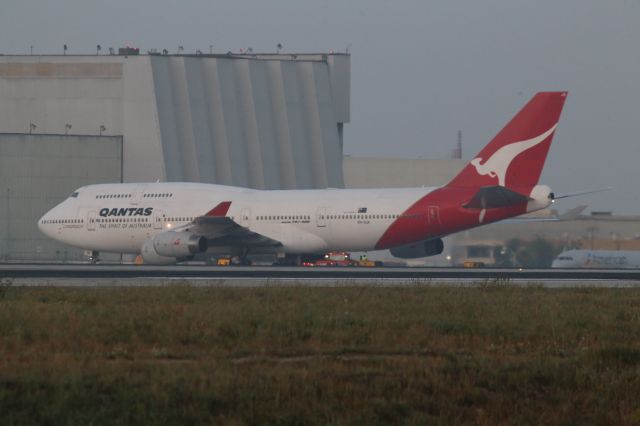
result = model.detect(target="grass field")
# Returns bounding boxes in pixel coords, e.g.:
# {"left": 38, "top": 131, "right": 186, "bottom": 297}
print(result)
{"left": 2, "top": 281, "right": 640, "bottom": 425}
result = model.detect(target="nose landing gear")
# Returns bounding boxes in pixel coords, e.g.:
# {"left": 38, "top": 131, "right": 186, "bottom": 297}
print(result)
{"left": 87, "top": 250, "right": 100, "bottom": 264}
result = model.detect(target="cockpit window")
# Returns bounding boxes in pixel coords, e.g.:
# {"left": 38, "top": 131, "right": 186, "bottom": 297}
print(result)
{"left": 70, "top": 192, "right": 79, "bottom": 198}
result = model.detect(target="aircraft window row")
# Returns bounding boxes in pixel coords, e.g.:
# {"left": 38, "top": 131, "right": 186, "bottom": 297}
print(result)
{"left": 256, "top": 215, "right": 311, "bottom": 221}
{"left": 321, "top": 214, "right": 399, "bottom": 220}
{"left": 41, "top": 219, "right": 83, "bottom": 224}
{"left": 96, "top": 194, "right": 131, "bottom": 199}
{"left": 160, "top": 217, "right": 195, "bottom": 222}
{"left": 254, "top": 214, "right": 399, "bottom": 221}
{"left": 144, "top": 193, "right": 173, "bottom": 198}
{"left": 95, "top": 217, "right": 149, "bottom": 223}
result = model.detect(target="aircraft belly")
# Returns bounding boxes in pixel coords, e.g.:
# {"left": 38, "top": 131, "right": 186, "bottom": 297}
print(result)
{"left": 72, "top": 226, "right": 148, "bottom": 254}
{"left": 258, "top": 224, "right": 328, "bottom": 254}
{"left": 326, "top": 221, "right": 387, "bottom": 251}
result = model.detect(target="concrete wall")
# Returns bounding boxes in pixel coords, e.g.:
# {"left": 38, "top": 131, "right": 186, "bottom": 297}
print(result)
{"left": 0, "top": 134, "right": 122, "bottom": 261}
{"left": 0, "top": 58, "right": 125, "bottom": 136}
{"left": 149, "top": 55, "right": 345, "bottom": 188}
{"left": 0, "top": 54, "right": 349, "bottom": 188}
{"left": 344, "top": 156, "right": 467, "bottom": 188}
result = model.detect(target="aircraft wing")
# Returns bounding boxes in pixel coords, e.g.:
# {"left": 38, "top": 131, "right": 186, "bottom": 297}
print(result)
{"left": 173, "top": 201, "right": 283, "bottom": 248}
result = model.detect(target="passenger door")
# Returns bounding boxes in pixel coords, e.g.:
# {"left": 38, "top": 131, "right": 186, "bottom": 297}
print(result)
{"left": 130, "top": 186, "right": 145, "bottom": 205}
{"left": 153, "top": 209, "right": 164, "bottom": 230}
{"left": 428, "top": 206, "right": 441, "bottom": 225}
{"left": 87, "top": 210, "right": 97, "bottom": 231}
{"left": 240, "top": 208, "right": 252, "bottom": 228}
{"left": 316, "top": 207, "right": 327, "bottom": 228}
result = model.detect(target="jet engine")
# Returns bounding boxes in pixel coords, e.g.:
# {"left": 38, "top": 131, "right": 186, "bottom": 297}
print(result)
{"left": 390, "top": 238, "right": 444, "bottom": 259}
{"left": 140, "top": 231, "right": 208, "bottom": 265}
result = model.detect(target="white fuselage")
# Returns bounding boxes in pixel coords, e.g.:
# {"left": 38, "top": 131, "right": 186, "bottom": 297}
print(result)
{"left": 36, "top": 93, "right": 567, "bottom": 261}
{"left": 38, "top": 182, "right": 436, "bottom": 255}
{"left": 552, "top": 250, "right": 640, "bottom": 269}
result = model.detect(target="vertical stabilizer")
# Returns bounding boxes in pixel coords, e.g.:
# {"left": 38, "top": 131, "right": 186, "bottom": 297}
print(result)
{"left": 447, "top": 92, "right": 567, "bottom": 192}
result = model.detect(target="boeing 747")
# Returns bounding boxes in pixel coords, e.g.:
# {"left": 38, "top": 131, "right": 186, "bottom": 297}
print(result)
{"left": 38, "top": 92, "right": 568, "bottom": 265}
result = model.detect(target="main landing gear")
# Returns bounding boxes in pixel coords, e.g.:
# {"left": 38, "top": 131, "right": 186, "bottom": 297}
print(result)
{"left": 235, "top": 248, "right": 252, "bottom": 266}
{"left": 277, "top": 254, "right": 301, "bottom": 266}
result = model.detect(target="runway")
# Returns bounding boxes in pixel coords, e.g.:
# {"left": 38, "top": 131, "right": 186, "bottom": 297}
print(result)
{"left": 2, "top": 264, "right": 640, "bottom": 287}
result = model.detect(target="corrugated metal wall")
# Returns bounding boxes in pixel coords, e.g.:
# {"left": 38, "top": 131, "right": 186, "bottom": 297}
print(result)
{"left": 0, "top": 134, "right": 122, "bottom": 261}
{"left": 150, "top": 56, "right": 345, "bottom": 189}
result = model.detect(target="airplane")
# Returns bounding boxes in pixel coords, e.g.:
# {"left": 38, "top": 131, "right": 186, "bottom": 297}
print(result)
{"left": 39, "top": 91, "right": 568, "bottom": 265}
{"left": 552, "top": 249, "right": 640, "bottom": 269}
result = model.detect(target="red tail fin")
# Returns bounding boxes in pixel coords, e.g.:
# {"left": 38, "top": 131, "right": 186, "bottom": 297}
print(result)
{"left": 448, "top": 92, "right": 567, "bottom": 191}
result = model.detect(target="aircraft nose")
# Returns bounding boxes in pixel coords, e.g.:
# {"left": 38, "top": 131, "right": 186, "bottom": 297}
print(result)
{"left": 37, "top": 212, "right": 52, "bottom": 237}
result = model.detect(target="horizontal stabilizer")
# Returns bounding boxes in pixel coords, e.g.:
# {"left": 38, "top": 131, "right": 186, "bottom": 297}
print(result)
{"left": 463, "top": 186, "right": 531, "bottom": 209}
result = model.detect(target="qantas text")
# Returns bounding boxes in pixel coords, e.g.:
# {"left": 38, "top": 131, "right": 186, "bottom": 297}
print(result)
{"left": 99, "top": 207, "right": 153, "bottom": 217}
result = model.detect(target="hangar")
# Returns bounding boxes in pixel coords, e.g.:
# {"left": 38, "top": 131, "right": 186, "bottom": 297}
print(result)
{"left": 0, "top": 52, "right": 350, "bottom": 261}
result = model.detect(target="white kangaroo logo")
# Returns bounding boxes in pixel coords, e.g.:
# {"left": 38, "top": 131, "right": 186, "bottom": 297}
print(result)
{"left": 470, "top": 123, "right": 557, "bottom": 186}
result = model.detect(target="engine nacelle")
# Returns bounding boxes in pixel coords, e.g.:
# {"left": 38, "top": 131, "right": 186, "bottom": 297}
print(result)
{"left": 152, "top": 231, "right": 208, "bottom": 257}
{"left": 390, "top": 238, "right": 444, "bottom": 259}
{"left": 139, "top": 232, "right": 208, "bottom": 265}
{"left": 140, "top": 239, "right": 178, "bottom": 265}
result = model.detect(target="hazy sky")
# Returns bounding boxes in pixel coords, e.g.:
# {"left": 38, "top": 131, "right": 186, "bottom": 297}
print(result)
{"left": 2, "top": 0, "right": 640, "bottom": 213}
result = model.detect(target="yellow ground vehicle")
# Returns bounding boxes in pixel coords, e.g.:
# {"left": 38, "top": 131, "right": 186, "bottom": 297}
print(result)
{"left": 216, "top": 258, "right": 231, "bottom": 266}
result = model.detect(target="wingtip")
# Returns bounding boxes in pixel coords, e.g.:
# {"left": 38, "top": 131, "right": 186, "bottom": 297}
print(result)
{"left": 205, "top": 201, "right": 232, "bottom": 217}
